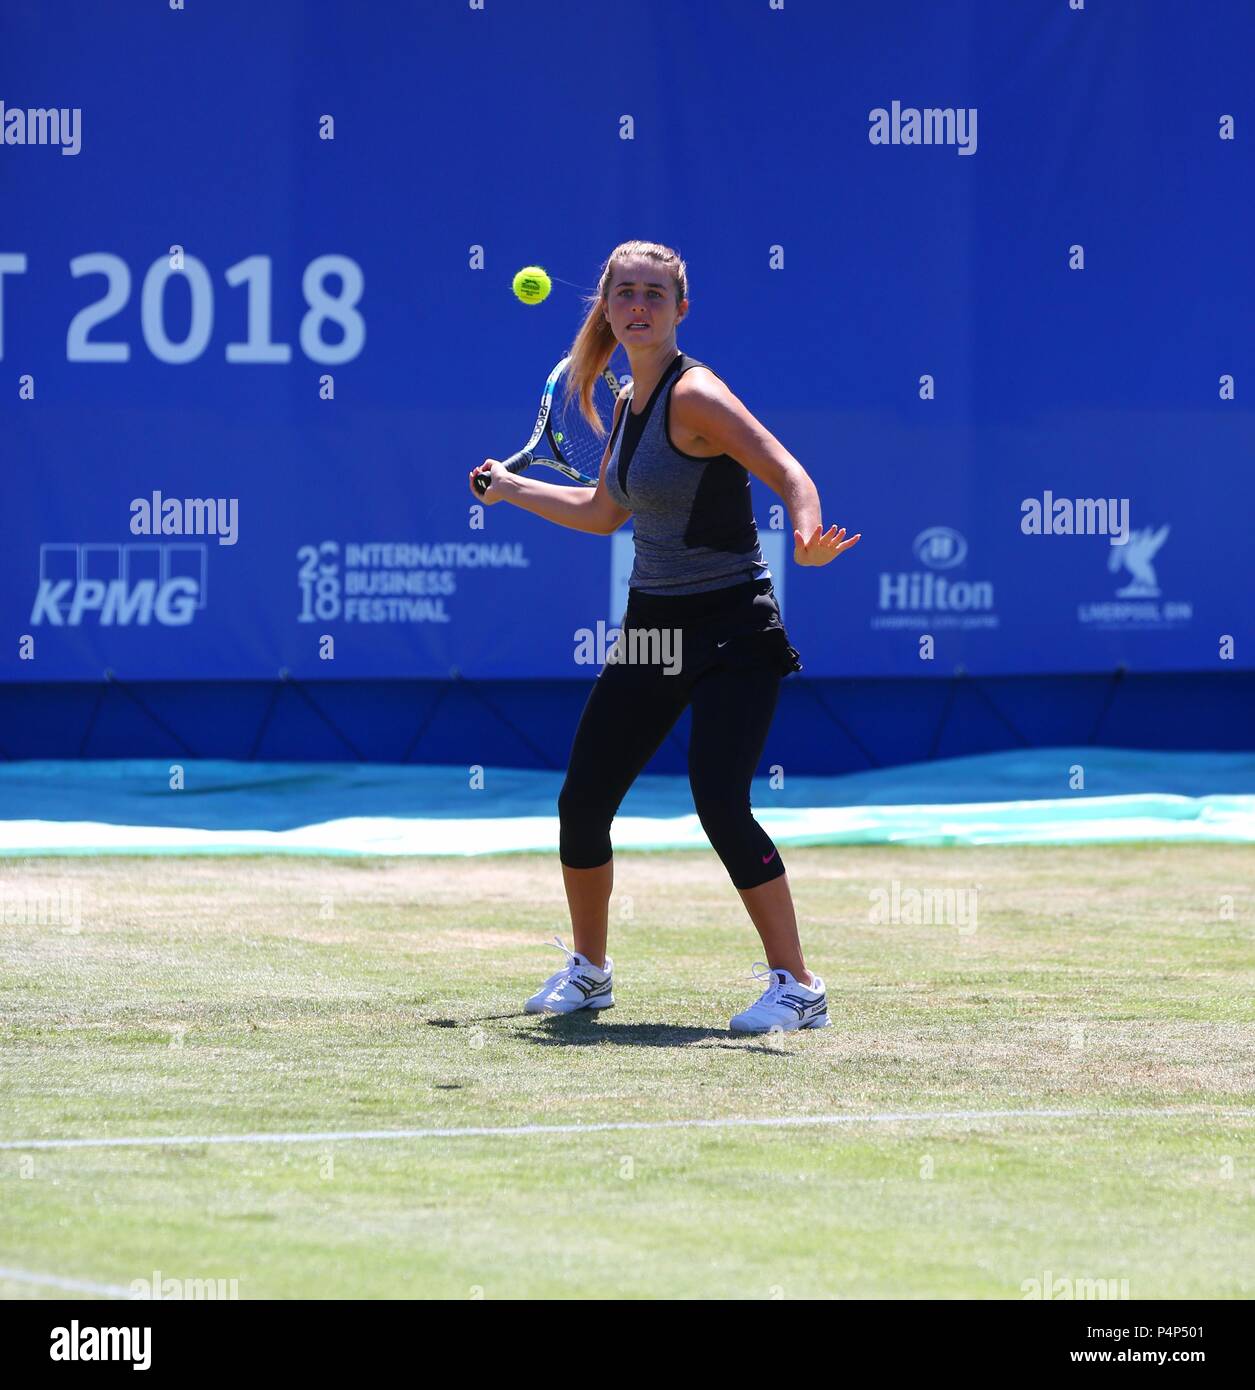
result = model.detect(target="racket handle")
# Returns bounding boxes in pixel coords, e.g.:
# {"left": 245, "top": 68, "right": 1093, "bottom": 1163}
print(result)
{"left": 473, "top": 449, "right": 533, "bottom": 495}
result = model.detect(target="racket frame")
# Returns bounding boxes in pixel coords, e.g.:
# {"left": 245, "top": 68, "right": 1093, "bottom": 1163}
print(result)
{"left": 475, "top": 356, "right": 621, "bottom": 494}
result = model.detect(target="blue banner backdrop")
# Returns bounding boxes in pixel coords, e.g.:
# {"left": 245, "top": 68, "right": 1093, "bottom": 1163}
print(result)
{"left": 2, "top": 0, "right": 1251, "bottom": 682}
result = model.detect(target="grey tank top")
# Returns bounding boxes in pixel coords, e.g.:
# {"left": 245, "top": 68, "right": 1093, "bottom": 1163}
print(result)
{"left": 602, "top": 352, "right": 772, "bottom": 595}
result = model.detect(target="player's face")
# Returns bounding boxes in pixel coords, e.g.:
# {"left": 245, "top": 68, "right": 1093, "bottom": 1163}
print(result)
{"left": 604, "top": 260, "right": 687, "bottom": 346}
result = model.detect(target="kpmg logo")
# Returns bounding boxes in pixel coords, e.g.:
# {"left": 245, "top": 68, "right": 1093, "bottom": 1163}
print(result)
{"left": 872, "top": 527, "right": 997, "bottom": 631}
{"left": 1078, "top": 523, "right": 1191, "bottom": 629}
{"left": 30, "top": 543, "right": 207, "bottom": 626}
{"left": 1, "top": 100, "right": 81, "bottom": 155}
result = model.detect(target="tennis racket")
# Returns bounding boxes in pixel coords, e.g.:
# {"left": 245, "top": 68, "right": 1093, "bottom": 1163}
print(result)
{"left": 474, "top": 355, "right": 622, "bottom": 494}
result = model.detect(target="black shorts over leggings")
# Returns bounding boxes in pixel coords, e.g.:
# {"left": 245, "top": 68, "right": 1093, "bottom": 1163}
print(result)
{"left": 558, "top": 577, "right": 802, "bottom": 891}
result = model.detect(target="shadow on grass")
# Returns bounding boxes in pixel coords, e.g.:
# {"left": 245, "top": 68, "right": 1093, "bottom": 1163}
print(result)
{"left": 424, "top": 1013, "right": 797, "bottom": 1053}
{"left": 520, "top": 1016, "right": 795, "bottom": 1054}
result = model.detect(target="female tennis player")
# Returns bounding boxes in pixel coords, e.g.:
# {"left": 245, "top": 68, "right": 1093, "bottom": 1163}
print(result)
{"left": 469, "top": 240, "right": 860, "bottom": 1033}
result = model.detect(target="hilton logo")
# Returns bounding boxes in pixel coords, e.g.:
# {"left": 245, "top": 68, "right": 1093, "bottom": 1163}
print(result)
{"left": 872, "top": 527, "right": 997, "bottom": 631}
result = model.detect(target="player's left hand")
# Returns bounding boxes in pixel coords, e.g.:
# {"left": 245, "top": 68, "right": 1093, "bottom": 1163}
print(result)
{"left": 794, "top": 523, "right": 861, "bottom": 566}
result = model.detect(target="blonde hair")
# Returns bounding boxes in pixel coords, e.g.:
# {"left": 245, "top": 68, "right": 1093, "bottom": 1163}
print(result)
{"left": 564, "top": 240, "right": 688, "bottom": 435}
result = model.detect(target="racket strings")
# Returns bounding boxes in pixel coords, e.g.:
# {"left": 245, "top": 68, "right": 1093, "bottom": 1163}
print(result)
{"left": 551, "top": 370, "right": 621, "bottom": 483}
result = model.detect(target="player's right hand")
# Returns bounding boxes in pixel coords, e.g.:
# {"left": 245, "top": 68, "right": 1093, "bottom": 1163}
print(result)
{"left": 470, "top": 459, "right": 507, "bottom": 503}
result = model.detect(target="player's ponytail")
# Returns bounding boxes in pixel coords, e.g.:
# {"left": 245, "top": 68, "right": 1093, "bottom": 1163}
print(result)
{"left": 566, "top": 240, "right": 688, "bottom": 436}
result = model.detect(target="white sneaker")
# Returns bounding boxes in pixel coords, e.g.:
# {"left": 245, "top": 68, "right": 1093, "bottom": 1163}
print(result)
{"left": 729, "top": 962, "right": 829, "bottom": 1034}
{"left": 523, "top": 936, "right": 614, "bottom": 1015}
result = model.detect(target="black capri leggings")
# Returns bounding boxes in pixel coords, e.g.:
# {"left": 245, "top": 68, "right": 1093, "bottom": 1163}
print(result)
{"left": 558, "top": 577, "right": 802, "bottom": 891}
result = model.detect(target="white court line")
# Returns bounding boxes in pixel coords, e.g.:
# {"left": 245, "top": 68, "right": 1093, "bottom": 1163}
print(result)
{"left": 1, "top": 1106, "right": 1251, "bottom": 1152}
{"left": 0, "top": 1266, "right": 134, "bottom": 1299}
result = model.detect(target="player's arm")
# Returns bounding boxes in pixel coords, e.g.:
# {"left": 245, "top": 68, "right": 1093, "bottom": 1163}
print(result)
{"left": 671, "top": 369, "right": 859, "bottom": 563}
{"left": 489, "top": 389, "right": 632, "bottom": 536}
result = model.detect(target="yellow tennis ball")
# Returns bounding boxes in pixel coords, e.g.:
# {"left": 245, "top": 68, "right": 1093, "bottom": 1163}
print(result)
{"left": 512, "top": 266, "right": 551, "bottom": 304}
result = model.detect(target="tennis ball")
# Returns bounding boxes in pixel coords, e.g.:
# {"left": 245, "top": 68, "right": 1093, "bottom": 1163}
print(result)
{"left": 513, "top": 266, "right": 552, "bottom": 304}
